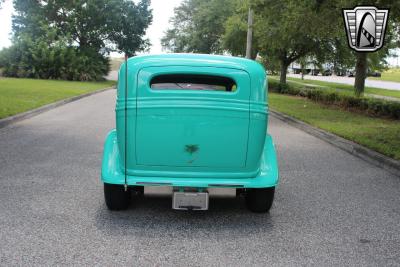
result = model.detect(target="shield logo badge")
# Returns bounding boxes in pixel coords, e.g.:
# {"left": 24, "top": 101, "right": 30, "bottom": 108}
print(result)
{"left": 343, "top": 6, "right": 389, "bottom": 52}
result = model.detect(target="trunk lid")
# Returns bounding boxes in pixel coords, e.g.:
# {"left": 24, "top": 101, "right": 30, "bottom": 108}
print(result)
{"left": 135, "top": 66, "right": 250, "bottom": 169}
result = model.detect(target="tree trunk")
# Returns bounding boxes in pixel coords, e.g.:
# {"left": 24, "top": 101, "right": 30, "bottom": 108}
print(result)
{"left": 280, "top": 60, "right": 288, "bottom": 84}
{"left": 354, "top": 52, "right": 368, "bottom": 97}
{"left": 250, "top": 49, "right": 258, "bottom": 60}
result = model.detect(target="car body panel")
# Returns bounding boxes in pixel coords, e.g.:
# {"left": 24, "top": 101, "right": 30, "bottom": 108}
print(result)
{"left": 136, "top": 66, "right": 250, "bottom": 168}
{"left": 102, "top": 54, "right": 278, "bottom": 188}
{"left": 102, "top": 129, "right": 278, "bottom": 188}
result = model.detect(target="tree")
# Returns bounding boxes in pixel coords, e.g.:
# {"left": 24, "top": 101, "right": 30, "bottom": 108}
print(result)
{"left": 1, "top": 0, "right": 152, "bottom": 80}
{"left": 353, "top": 33, "right": 398, "bottom": 96}
{"left": 161, "top": 0, "right": 235, "bottom": 53}
{"left": 161, "top": 0, "right": 196, "bottom": 53}
{"left": 252, "top": 0, "right": 336, "bottom": 84}
{"left": 298, "top": 57, "right": 309, "bottom": 80}
{"left": 222, "top": 0, "right": 258, "bottom": 59}
{"left": 161, "top": 0, "right": 257, "bottom": 57}
{"left": 0, "top": 24, "right": 109, "bottom": 80}
{"left": 160, "top": 0, "right": 399, "bottom": 96}
{"left": 337, "top": 0, "right": 400, "bottom": 96}
{"left": 315, "top": 35, "right": 355, "bottom": 75}
{"left": 12, "top": 0, "right": 152, "bottom": 56}
{"left": 253, "top": 0, "right": 399, "bottom": 92}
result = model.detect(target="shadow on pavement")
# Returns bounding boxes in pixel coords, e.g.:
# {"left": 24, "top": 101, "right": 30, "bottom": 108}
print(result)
{"left": 94, "top": 195, "right": 275, "bottom": 238}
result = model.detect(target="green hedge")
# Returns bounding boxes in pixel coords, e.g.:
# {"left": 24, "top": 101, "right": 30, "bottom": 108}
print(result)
{"left": 268, "top": 79, "right": 400, "bottom": 120}
{"left": 0, "top": 34, "right": 109, "bottom": 81}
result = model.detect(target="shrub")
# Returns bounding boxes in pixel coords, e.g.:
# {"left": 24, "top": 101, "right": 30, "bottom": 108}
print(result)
{"left": 0, "top": 34, "right": 109, "bottom": 81}
{"left": 268, "top": 79, "right": 400, "bottom": 120}
{"left": 268, "top": 79, "right": 281, "bottom": 92}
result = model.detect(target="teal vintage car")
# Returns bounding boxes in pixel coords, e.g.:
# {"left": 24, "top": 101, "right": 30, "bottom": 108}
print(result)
{"left": 101, "top": 54, "right": 279, "bottom": 212}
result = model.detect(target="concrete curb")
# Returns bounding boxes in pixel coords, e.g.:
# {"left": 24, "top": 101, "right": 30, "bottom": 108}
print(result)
{"left": 0, "top": 87, "right": 114, "bottom": 129}
{"left": 270, "top": 109, "right": 400, "bottom": 177}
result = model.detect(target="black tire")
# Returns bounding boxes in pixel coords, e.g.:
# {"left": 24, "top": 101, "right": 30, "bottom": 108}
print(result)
{"left": 131, "top": 186, "right": 144, "bottom": 196}
{"left": 104, "top": 183, "right": 131, "bottom": 210}
{"left": 245, "top": 187, "right": 275, "bottom": 213}
{"left": 236, "top": 188, "right": 246, "bottom": 197}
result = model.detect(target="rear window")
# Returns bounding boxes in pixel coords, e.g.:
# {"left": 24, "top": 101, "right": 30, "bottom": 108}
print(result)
{"left": 150, "top": 74, "right": 237, "bottom": 92}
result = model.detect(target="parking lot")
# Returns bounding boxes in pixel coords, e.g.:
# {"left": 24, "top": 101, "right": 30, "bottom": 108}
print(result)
{"left": 0, "top": 90, "right": 399, "bottom": 266}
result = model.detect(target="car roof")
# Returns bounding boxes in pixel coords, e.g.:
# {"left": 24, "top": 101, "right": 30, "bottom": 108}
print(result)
{"left": 125, "top": 53, "right": 265, "bottom": 74}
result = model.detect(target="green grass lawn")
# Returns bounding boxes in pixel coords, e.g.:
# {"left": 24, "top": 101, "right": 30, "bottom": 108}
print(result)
{"left": 269, "top": 93, "right": 400, "bottom": 160}
{"left": 369, "top": 68, "right": 400, "bottom": 83}
{"left": 0, "top": 78, "right": 116, "bottom": 119}
{"left": 270, "top": 76, "right": 400, "bottom": 99}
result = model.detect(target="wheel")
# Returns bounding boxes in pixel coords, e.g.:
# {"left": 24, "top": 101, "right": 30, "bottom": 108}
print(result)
{"left": 104, "top": 183, "right": 131, "bottom": 210}
{"left": 236, "top": 188, "right": 246, "bottom": 197}
{"left": 131, "top": 186, "right": 144, "bottom": 196}
{"left": 245, "top": 187, "right": 275, "bottom": 213}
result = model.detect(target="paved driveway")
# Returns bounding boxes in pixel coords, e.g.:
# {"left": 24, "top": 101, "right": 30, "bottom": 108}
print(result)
{"left": 0, "top": 90, "right": 399, "bottom": 266}
{"left": 288, "top": 74, "right": 400, "bottom": 91}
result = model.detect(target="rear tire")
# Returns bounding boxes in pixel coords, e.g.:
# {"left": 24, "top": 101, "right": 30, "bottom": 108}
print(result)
{"left": 104, "top": 183, "right": 131, "bottom": 210}
{"left": 245, "top": 187, "right": 275, "bottom": 213}
{"left": 131, "top": 186, "right": 144, "bottom": 196}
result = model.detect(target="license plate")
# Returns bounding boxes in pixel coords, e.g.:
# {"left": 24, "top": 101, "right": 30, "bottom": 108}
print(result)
{"left": 172, "top": 192, "right": 209, "bottom": 210}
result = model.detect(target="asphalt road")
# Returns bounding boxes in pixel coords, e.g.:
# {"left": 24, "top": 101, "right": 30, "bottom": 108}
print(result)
{"left": 1, "top": 90, "right": 399, "bottom": 266}
{"left": 288, "top": 74, "right": 400, "bottom": 91}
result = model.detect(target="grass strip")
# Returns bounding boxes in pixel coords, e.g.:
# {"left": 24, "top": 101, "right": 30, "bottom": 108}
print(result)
{"left": 270, "top": 76, "right": 400, "bottom": 99}
{"left": 0, "top": 78, "right": 116, "bottom": 119}
{"left": 269, "top": 93, "right": 400, "bottom": 160}
{"left": 369, "top": 68, "right": 400, "bottom": 83}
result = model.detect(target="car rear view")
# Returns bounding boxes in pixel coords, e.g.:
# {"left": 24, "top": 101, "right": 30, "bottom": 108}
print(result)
{"left": 101, "top": 54, "right": 279, "bottom": 212}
